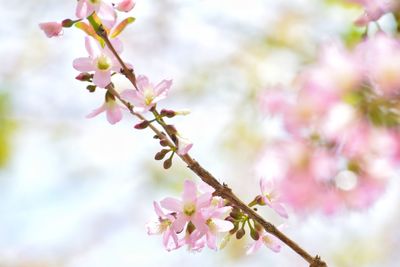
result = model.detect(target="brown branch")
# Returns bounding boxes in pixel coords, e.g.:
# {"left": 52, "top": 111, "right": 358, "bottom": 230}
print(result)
{"left": 100, "top": 28, "right": 328, "bottom": 267}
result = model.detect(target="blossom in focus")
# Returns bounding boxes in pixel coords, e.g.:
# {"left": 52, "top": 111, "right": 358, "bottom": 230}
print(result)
{"left": 160, "top": 180, "right": 212, "bottom": 233}
{"left": 39, "top": 22, "right": 63, "bottom": 38}
{"left": 86, "top": 92, "right": 123, "bottom": 124}
{"left": 246, "top": 229, "right": 281, "bottom": 255}
{"left": 348, "top": 0, "right": 396, "bottom": 26}
{"left": 120, "top": 75, "right": 172, "bottom": 113}
{"left": 73, "top": 37, "right": 122, "bottom": 88}
{"left": 116, "top": 0, "right": 135, "bottom": 12}
{"left": 145, "top": 201, "right": 180, "bottom": 251}
{"left": 76, "top": 0, "right": 117, "bottom": 28}
{"left": 195, "top": 206, "right": 234, "bottom": 250}
{"left": 259, "top": 178, "right": 288, "bottom": 219}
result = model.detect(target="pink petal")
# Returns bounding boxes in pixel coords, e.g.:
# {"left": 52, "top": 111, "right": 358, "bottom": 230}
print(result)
{"left": 98, "top": 2, "right": 117, "bottom": 28}
{"left": 86, "top": 104, "right": 106, "bottom": 118}
{"left": 75, "top": 0, "right": 87, "bottom": 19}
{"left": 263, "top": 234, "right": 281, "bottom": 253}
{"left": 136, "top": 75, "right": 150, "bottom": 90}
{"left": 116, "top": 0, "right": 135, "bottom": 12}
{"left": 172, "top": 214, "right": 187, "bottom": 232}
{"left": 93, "top": 70, "right": 111, "bottom": 88}
{"left": 196, "top": 192, "right": 212, "bottom": 209}
{"left": 154, "top": 79, "right": 172, "bottom": 96}
{"left": 73, "top": 57, "right": 94, "bottom": 72}
{"left": 85, "top": 36, "right": 100, "bottom": 58}
{"left": 271, "top": 202, "right": 289, "bottom": 219}
{"left": 176, "top": 135, "right": 193, "bottom": 156}
{"left": 212, "top": 218, "right": 234, "bottom": 232}
{"left": 160, "top": 197, "right": 182, "bottom": 212}
{"left": 120, "top": 89, "right": 142, "bottom": 106}
{"left": 153, "top": 201, "right": 165, "bottom": 217}
{"left": 206, "top": 232, "right": 217, "bottom": 250}
{"left": 246, "top": 239, "right": 263, "bottom": 255}
{"left": 106, "top": 104, "right": 122, "bottom": 124}
{"left": 182, "top": 180, "right": 197, "bottom": 203}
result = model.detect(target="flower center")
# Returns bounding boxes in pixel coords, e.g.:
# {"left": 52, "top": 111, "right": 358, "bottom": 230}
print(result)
{"left": 183, "top": 203, "right": 196, "bottom": 216}
{"left": 96, "top": 55, "right": 112, "bottom": 71}
{"left": 89, "top": 0, "right": 101, "bottom": 5}
{"left": 143, "top": 87, "right": 154, "bottom": 106}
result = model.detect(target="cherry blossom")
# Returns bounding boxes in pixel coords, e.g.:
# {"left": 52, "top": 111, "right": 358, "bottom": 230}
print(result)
{"left": 73, "top": 37, "right": 122, "bottom": 88}
{"left": 348, "top": 0, "right": 397, "bottom": 26}
{"left": 160, "top": 180, "right": 212, "bottom": 233}
{"left": 86, "top": 92, "right": 124, "bottom": 124}
{"left": 39, "top": 22, "right": 63, "bottom": 38}
{"left": 246, "top": 229, "right": 282, "bottom": 255}
{"left": 145, "top": 201, "right": 180, "bottom": 251}
{"left": 76, "top": 0, "right": 117, "bottom": 28}
{"left": 258, "top": 178, "right": 288, "bottom": 219}
{"left": 120, "top": 75, "right": 172, "bottom": 113}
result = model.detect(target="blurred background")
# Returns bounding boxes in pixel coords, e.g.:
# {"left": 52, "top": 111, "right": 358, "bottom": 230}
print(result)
{"left": 1, "top": 0, "right": 400, "bottom": 266}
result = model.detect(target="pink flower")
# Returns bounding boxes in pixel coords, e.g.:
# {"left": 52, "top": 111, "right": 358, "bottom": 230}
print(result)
{"left": 246, "top": 229, "right": 282, "bottom": 254}
{"left": 160, "top": 180, "right": 212, "bottom": 233}
{"left": 39, "top": 22, "right": 63, "bottom": 38}
{"left": 86, "top": 93, "right": 123, "bottom": 124}
{"left": 198, "top": 206, "right": 234, "bottom": 250}
{"left": 120, "top": 75, "right": 172, "bottom": 113}
{"left": 176, "top": 135, "right": 193, "bottom": 156}
{"left": 73, "top": 37, "right": 122, "bottom": 88}
{"left": 259, "top": 178, "right": 288, "bottom": 219}
{"left": 348, "top": 0, "right": 396, "bottom": 26}
{"left": 145, "top": 201, "right": 180, "bottom": 251}
{"left": 76, "top": 0, "right": 116, "bottom": 28}
{"left": 116, "top": 0, "right": 135, "bottom": 12}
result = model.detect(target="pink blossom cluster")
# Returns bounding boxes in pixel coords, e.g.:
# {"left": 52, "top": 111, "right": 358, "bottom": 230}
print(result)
{"left": 146, "top": 180, "right": 234, "bottom": 251}
{"left": 39, "top": 0, "right": 193, "bottom": 156}
{"left": 259, "top": 33, "right": 400, "bottom": 214}
{"left": 348, "top": 0, "right": 398, "bottom": 26}
{"left": 39, "top": 0, "right": 135, "bottom": 37}
{"left": 146, "top": 179, "right": 284, "bottom": 254}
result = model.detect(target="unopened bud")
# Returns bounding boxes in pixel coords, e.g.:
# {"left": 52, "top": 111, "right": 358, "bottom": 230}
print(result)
{"left": 134, "top": 120, "right": 149, "bottom": 129}
{"left": 163, "top": 157, "right": 172, "bottom": 169}
{"left": 230, "top": 208, "right": 242, "bottom": 220}
{"left": 62, "top": 19, "right": 75, "bottom": 28}
{"left": 236, "top": 228, "right": 245, "bottom": 239}
{"left": 186, "top": 221, "right": 196, "bottom": 234}
{"left": 160, "top": 109, "right": 176, "bottom": 118}
{"left": 250, "top": 228, "right": 260, "bottom": 241}
{"left": 229, "top": 222, "right": 239, "bottom": 235}
{"left": 86, "top": 85, "right": 96, "bottom": 93}
{"left": 165, "top": 124, "right": 177, "bottom": 135}
{"left": 154, "top": 149, "right": 170, "bottom": 160}
{"left": 159, "top": 139, "right": 169, "bottom": 147}
{"left": 75, "top": 72, "right": 92, "bottom": 82}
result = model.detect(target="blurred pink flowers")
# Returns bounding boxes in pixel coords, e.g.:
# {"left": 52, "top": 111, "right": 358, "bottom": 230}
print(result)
{"left": 258, "top": 33, "right": 400, "bottom": 215}
{"left": 349, "top": 0, "right": 397, "bottom": 26}
{"left": 86, "top": 92, "right": 124, "bottom": 124}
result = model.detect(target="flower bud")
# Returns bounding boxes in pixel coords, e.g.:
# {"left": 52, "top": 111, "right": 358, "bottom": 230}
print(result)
{"left": 160, "top": 109, "right": 176, "bottom": 118}
{"left": 76, "top": 72, "right": 93, "bottom": 82}
{"left": 229, "top": 222, "right": 239, "bottom": 235}
{"left": 86, "top": 85, "right": 96, "bottom": 93}
{"left": 134, "top": 120, "right": 149, "bottom": 129}
{"left": 250, "top": 228, "right": 260, "bottom": 241}
{"left": 159, "top": 139, "right": 169, "bottom": 147}
{"left": 236, "top": 228, "right": 245, "bottom": 239}
{"left": 163, "top": 157, "right": 173, "bottom": 169}
{"left": 154, "top": 149, "right": 170, "bottom": 160}
{"left": 229, "top": 208, "right": 242, "bottom": 219}
{"left": 62, "top": 19, "right": 75, "bottom": 28}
